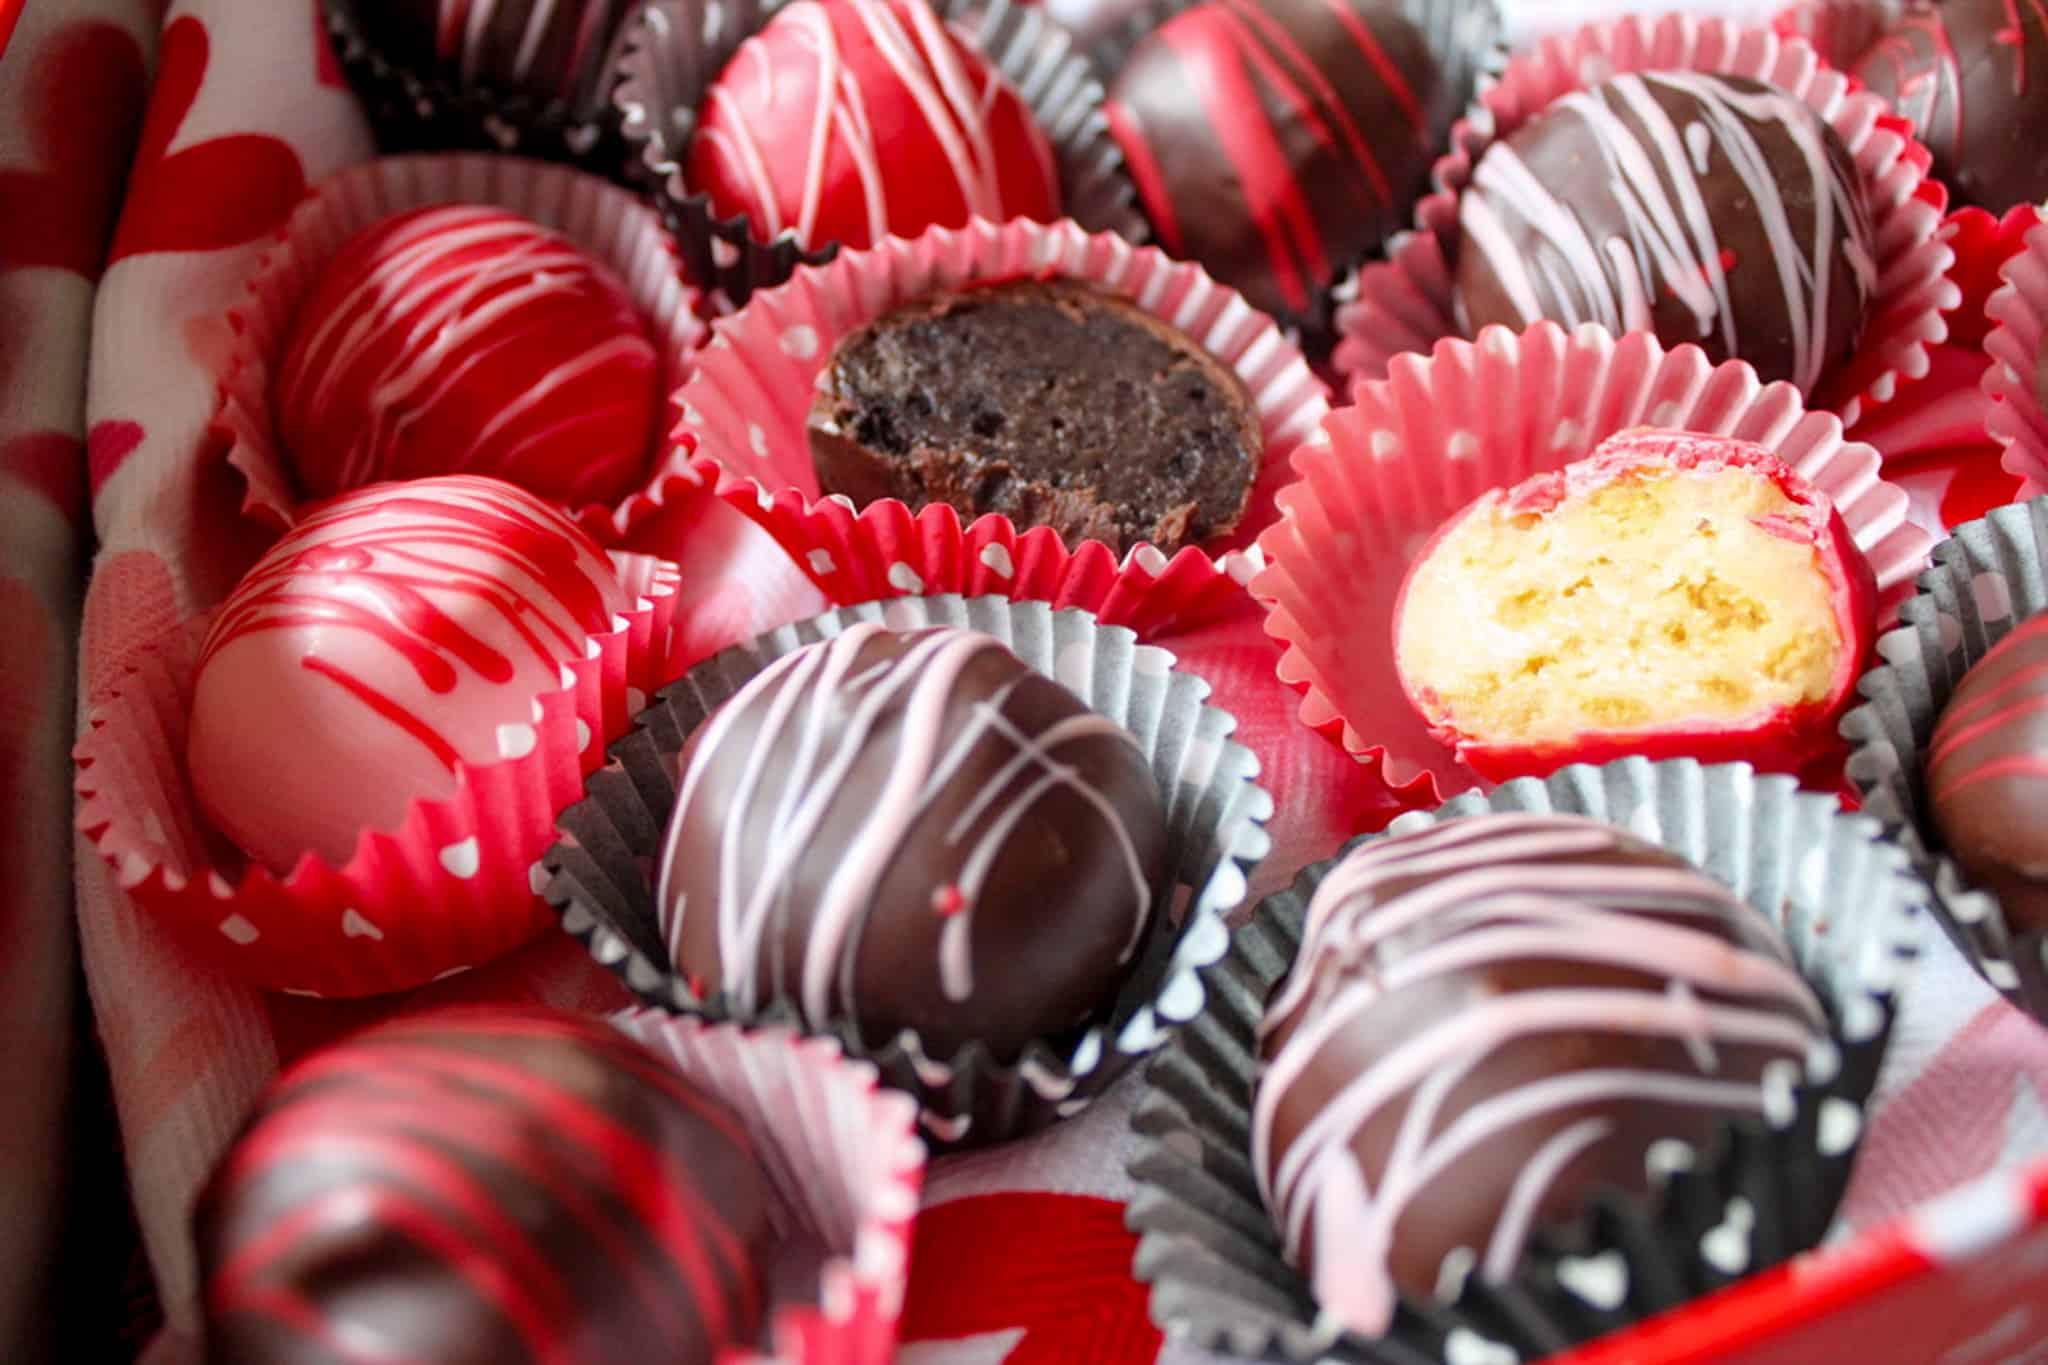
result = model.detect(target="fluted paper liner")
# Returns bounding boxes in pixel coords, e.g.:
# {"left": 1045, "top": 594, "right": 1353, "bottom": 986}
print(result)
{"left": 1771, "top": 0, "right": 1903, "bottom": 70}
{"left": 619, "top": 216, "right": 1327, "bottom": 640}
{"left": 610, "top": 1011, "right": 924, "bottom": 1365}
{"left": 1125, "top": 756, "right": 1925, "bottom": 1363}
{"left": 1841, "top": 497, "right": 2048, "bottom": 1018}
{"left": 543, "top": 593, "right": 1275, "bottom": 1146}
{"left": 1252, "top": 321, "right": 1932, "bottom": 806}
{"left": 1984, "top": 223, "right": 2048, "bottom": 496}
{"left": 73, "top": 554, "right": 687, "bottom": 999}
{"left": 1330, "top": 13, "right": 1955, "bottom": 433}
{"left": 213, "top": 152, "right": 705, "bottom": 533}
{"left": 613, "top": 0, "right": 1144, "bottom": 306}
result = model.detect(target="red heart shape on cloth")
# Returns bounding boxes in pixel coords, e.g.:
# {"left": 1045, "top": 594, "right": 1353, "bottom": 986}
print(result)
{"left": 901, "top": 1193, "right": 1162, "bottom": 1364}
{"left": 0, "top": 20, "right": 146, "bottom": 279}
{"left": 107, "top": 15, "right": 305, "bottom": 264}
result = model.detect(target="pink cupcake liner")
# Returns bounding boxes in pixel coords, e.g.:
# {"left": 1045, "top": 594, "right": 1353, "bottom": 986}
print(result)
{"left": 213, "top": 152, "right": 706, "bottom": 534}
{"left": 626, "top": 215, "right": 1328, "bottom": 639}
{"left": 1984, "top": 221, "right": 2048, "bottom": 496}
{"left": 1253, "top": 320, "right": 1935, "bottom": 803}
{"left": 73, "top": 553, "right": 688, "bottom": 999}
{"left": 1330, "top": 13, "right": 1956, "bottom": 433}
{"left": 609, "top": 1011, "right": 924, "bottom": 1365}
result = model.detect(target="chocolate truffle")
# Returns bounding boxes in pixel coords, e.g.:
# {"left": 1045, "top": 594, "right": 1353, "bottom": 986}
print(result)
{"left": 276, "top": 205, "right": 660, "bottom": 507}
{"left": 1853, "top": 0, "right": 2048, "bottom": 212}
{"left": 1454, "top": 71, "right": 1876, "bottom": 394}
{"left": 1392, "top": 429, "right": 1877, "bottom": 781}
{"left": 806, "top": 279, "right": 1263, "bottom": 556}
{"left": 687, "top": 0, "right": 1060, "bottom": 252}
{"left": 1105, "top": 0, "right": 1452, "bottom": 327}
{"left": 347, "top": 0, "right": 640, "bottom": 108}
{"left": 1251, "top": 813, "right": 1828, "bottom": 1336}
{"left": 1928, "top": 612, "right": 2048, "bottom": 933}
{"left": 196, "top": 1008, "right": 773, "bottom": 1365}
{"left": 657, "top": 623, "right": 1170, "bottom": 1059}
{"left": 187, "top": 475, "right": 629, "bottom": 872}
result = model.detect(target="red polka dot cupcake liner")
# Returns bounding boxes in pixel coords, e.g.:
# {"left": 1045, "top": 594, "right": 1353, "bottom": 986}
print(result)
{"left": 612, "top": 0, "right": 1145, "bottom": 308}
{"left": 1330, "top": 13, "right": 1956, "bottom": 433}
{"left": 1841, "top": 498, "right": 2048, "bottom": 1020}
{"left": 1984, "top": 219, "right": 2048, "bottom": 497}
{"left": 73, "top": 552, "right": 688, "bottom": 999}
{"left": 212, "top": 152, "right": 704, "bottom": 535}
{"left": 611, "top": 1011, "right": 926, "bottom": 1365}
{"left": 614, "top": 215, "right": 1329, "bottom": 641}
{"left": 1253, "top": 320, "right": 1934, "bottom": 809}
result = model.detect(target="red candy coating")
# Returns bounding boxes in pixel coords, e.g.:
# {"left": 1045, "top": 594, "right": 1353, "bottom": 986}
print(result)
{"left": 274, "top": 204, "right": 660, "bottom": 508}
{"left": 685, "top": 0, "right": 1060, "bottom": 252}
{"left": 187, "top": 475, "right": 629, "bottom": 873}
{"left": 1392, "top": 430, "right": 1878, "bottom": 781}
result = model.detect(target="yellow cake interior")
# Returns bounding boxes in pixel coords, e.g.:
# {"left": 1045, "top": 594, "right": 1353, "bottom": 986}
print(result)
{"left": 1397, "top": 467, "right": 1842, "bottom": 744}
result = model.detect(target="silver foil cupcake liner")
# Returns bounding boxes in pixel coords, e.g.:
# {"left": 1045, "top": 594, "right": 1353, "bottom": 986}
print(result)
{"left": 1125, "top": 757, "right": 1924, "bottom": 1363}
{"left": 612, "top": 0, "right": 1146, "bottom": 307}
{"left": 1841, "top": 496, "right": 2048, "bottom": 1020}
{"left": 322, "top": 0, "right": 640, "bottom": 177}
{"left": 543, "top": 594, "right": 1274, "bottom": 1147}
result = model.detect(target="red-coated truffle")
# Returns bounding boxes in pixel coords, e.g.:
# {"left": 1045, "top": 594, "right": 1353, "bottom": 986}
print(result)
{"left": 187, "top": 475, "right": 629, "bottom": 873}
{"left": 685, "top": 0, "right": 1060, "bottom": 252}
{"left": 1392, "top": 429, "right": 1877, "bottom": 780}
{"left": 275, "top": 204, "right": 660, "bottom": 507}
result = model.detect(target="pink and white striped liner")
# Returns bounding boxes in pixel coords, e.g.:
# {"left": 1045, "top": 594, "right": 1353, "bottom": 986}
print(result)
{"left": 1983, "top": 222, "right": 2048, "bottom": 497}
{"left": 1331, "top": 13, "right": 1955, "bottom": 432}
{"left": 618, "top": 216, "right": 1329, "bottom": 641}
{"left": 1253, "top": 320, "right": 1933, "bottom": 804}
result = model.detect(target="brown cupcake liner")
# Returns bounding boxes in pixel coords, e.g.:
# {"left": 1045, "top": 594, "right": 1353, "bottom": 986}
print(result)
{"left": 612, "top": 0, "right": 1145, "bottom": 307}
{"left": 542, "top": 593, "right": 1274, "bottom": 1147}
{"left": 1840, "top": 496, "right": 2048, "bottom": 1019}
{"left": 321, "top": 0, "right": 641, "bottom": 175}
{"left": 1126, "top": 756, "right": 1926, "bottom": 1362}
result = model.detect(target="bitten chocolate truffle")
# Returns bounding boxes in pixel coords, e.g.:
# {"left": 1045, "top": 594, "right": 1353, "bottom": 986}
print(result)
{"left": 1455, "top": 71, "right": 1876, "bottom": 394}
{"left": 657, "top": 623, "right": 1170, "bottom": 1059}
{"left": 1105, "top": 0, "right": 1452, "bottom": 327}
{"left": 196, "top": 1008, "right": 773, "bottom": 1365}
{"left": 1928, "top": 613, "right": 2048, "bottom": 934}
{"left": 807, "top": 280, "right": 1262, "bottom": 556}
{"left": 1853, "top": 0, "right": 2048, "bottom": 212}
{"left": 1251, "top": 814, "right": 1828, "bottom": 1336}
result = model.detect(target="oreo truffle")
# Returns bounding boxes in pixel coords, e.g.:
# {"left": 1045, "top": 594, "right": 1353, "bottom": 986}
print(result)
{"left": 1105, "top": 0, "right": 1452, "bottom": 327}
{"left": 657, "top": 623, "right": 1169, "bottom": 1059}
{"left": 1455, "top": 71, "right": 1876, "bottom": 394}
{"left": 1853, "top": 0, "right": 2048, "bottom": 212}
{"left": 1928, "top": 613, "right": 2048, "bottom": 933}
{"left": 1251, "top": 813, "right": 1828, "bottom": 1335}
{"left": 196, "top": 1008, "right": 773, "bottom": 1365}
{"left": 807, "top": 280, "right": 1262, "bottom": 556}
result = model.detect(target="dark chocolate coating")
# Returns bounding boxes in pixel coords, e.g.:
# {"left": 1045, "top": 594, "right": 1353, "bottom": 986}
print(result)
{"left": 657, "top": 624, "right": 1170, "bottom": 1060}
{"left": 1253, "top": 815, "right": 1826, "bottom": 1323}
{"left": 196, "top": 1009, "right": 772, "bottom": 1365}
{"left": 807, "top": 280, "right": 1262, "bottom": 556}
{"left": 1454, "top": 72, "right": 1873, "bottom": 394}
{"left": 1104, "top": 0, "right": 1451, "bottom": 328}
{"left": 1853, "top": 0, "right": 2048, "bottom": 212}
{"left": 1928, "top": 613, "right": 2048, "bottom": 934}
{"left": 348, "top": 0, "right": 638, "bottom": 106}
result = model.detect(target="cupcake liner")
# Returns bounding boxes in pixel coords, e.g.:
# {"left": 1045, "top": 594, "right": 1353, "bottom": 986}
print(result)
{"left": 1252, "top": 320, "right": 1933, "bottom": 806}
{"left": 609, "top": 1011, "right": 924, "bottom": 1365}
{"left": 212, "top": 152, "right": 705, "bottom": 534}
{"left": 72, "top": 554, "right": 687, "bottom": 999}
{"left": 542, "top": 593, "right": 1275, "bottom": 1146}
{"left": 321, "top": 0, "right": 639, "bottom": 173}
{"left": 1983, "top": 222, "right": 2048, "bottom": 495}
{"left": 1125, "top": 755, "right": 1925, "bottom": 1363}
{"left": 613, "top": 0, "right": 1145, "bottom": 308}
{"left": 1771, "top": 0, "right": 1902, "bottom": 71}
{"left": 625, "top": 215, "right": 1327, "bottom": 640}
{"left": 1329, "top": 13, "right": 1956, "bottom": 433}
{"left": 1840, "top": 497, "right": 2048, "bottom": 1018}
